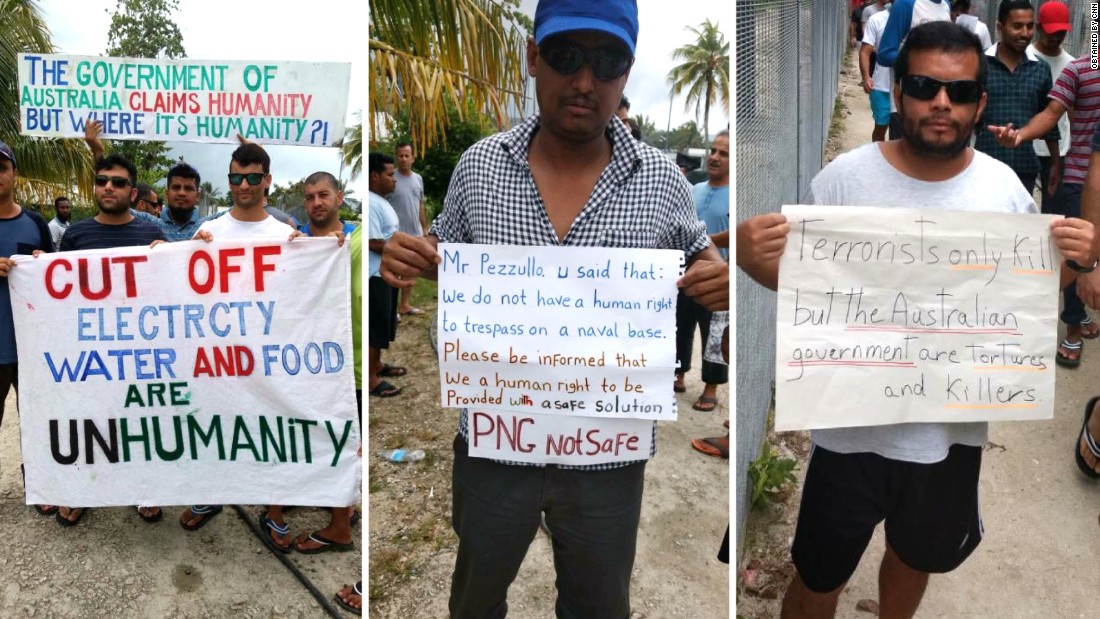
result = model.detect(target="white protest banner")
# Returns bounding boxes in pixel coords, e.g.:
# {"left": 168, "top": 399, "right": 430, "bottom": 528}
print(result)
{"left": 775, "top": 205, "right": 1060, "bottom": 431}
{"left": 437, "top": 243, "right": 683, "bottom": 422}
{"left": 465, "top": 410, "right": 655, "bottom": 465}
{"left": 7, "top": 239, "right": 359, "bottom": 507}
{"left": 18, "top": 53, "right": 350, "bottom": 146}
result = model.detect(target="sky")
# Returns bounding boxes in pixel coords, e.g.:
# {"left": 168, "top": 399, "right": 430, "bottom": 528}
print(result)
{"left": 38, "top": 0, "right": 368, "bottom": 196}
{"left": 517, "top": 0, "right": 731, "bottom": 140}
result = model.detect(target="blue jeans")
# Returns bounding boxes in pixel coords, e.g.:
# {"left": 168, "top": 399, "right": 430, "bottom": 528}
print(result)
{"left": 1061, "top": 183, "right": 1088, "bottom": 326}
{"left": 449, "top": 435, "right": 645, "bottom": 619}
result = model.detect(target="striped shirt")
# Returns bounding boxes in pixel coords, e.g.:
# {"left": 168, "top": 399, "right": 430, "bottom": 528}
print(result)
{"left": 1048, "top": 56, "right": 1100, "bottom": 185}
{"left": 59, "top": 217, "right": 166, "bottom": 251}
{"left": 430, "top": 113, "right": 710, "bottom": 470}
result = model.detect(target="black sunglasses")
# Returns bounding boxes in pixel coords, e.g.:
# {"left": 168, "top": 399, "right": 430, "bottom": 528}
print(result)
{"left": 228, "top": 172, "right": 265, "bottom": 186}
{"left": 94, "top": 175, "right": 131, "bottom": 188}
{"left": 538, "top": 39, "right": 633, "bottom": 81}
{"left": 899, "top": 75, "right": 983, "bottom": 104}
{"left": 139, "top": 197, "right": 163, "bottom": 208}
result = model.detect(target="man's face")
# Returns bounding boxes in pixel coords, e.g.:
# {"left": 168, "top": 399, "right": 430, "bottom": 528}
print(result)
{"left": 56, "top": 200, "right": 71, "bottom": 222}
{"left": 706, "top": 135, "right": 730, "bottom": 182}
{"left": 371, "top": 164, "right": 397, "bottom": 196}
{"left": 616, "top": 105, "right": 630, "bottom": 122}
{"left": 228, "top": 161, "right": 270, "bottom": 210}
{"left": 528, "top": 30, "right": 632, "bottom": 143}
{"left": 998, "top": 9, "right": 1035, "bottom": 54}
{"left": 137, "top": 190, "right": 159, "bottom": 215}
{"left": 1037, "top": 26, "right": 1067, "bottom": 50}
{"left": 166, "top": 175, "right": 199, "bottom": 213}
{"left": 0, "top": 158, "right": 14, "bottom": 202}
{"left": 94, "top": 165, "right": 135, "bottom": 215}
{"left": 396, "top": 146, "right": 415, "bottom": 173}
{"left": 895, "top": 49, "right": 987, "bottom": 159}
{"left": 304, "top": 180, "right": 344, "bottom": 227}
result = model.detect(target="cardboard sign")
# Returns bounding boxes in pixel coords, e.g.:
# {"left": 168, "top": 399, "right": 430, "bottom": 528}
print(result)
{"left": 7, "top": 239, "right": 359, "bottom": 507}
{"left": 775, "top": 205, "right": 1060, "bottom": 431}
{"left": 17, "top": 53, "right": 350, "bottom": 146}
{"left": 465, "top": 410, "right": 654, "bottom": 465}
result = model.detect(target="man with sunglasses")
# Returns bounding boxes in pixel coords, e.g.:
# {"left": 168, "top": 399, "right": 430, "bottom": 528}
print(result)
{"left": 973, "top": 0, "right": 1060, "bottom": 194}
{"left": 55, "top": 153, "right": 167, "bottom": 527}
{"left": 134, "top": 184, "right": 162, "bottom": 219}
{"left": 380, "top": 0, "right": 727, "bottom": 616}
{"left": 738, "top": 22, "right": 1095, "bottom": 618}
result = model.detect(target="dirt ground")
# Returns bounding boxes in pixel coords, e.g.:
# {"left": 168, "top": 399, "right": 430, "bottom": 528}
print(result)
{"left": 0, "top": 391, "right": 362, "bottom": 618}
{"left": 367, "top": 290, "right": 729, "bottom": 617}
{"left": 737, "top": 49, "right": 1100, "bottom": 618}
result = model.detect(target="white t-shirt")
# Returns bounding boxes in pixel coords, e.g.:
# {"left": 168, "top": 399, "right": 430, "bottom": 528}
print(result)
{"left": 1028, "top": 44, "right": 1075, "bottom": 157}
{"left": 197, "top": 211, "right": 295, "bottom": 239}
{"left": 808, "top": 143, "right": 1037, "bottom": 464}
{"left": 862, "top": 3, "right": 885, "bottom": 24}
{"left": 956, "top": 14, "right": 993, "bottom": 51}
{"left": 862, "top": 9, "right": 893, "bottom": 93}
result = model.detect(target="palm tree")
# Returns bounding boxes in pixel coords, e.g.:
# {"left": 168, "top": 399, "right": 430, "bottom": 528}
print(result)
{"left": 340, "top": 112, "right": 362, "bottom": 180}
{"left": 368, "top": 0, "right": 529, "bottom": 151}
{"left": 667, "top": 19, "right": 730, "bottom": 143}
{"left": 1, "top": 0, "right": 96, "bottom": 205}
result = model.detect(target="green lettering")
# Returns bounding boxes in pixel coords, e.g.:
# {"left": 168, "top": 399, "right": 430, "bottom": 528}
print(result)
{"left": 170, "top": 382, "right": 190, "bottom": 406}
{"left": 326, "top": 420, "right": 354, "bottom": 467}
{"left": 295, "top": 418, "right": 317, "bottom": 464}
{"left": 124, "top": 384, "right": 144, "bottom": 408}
{"left": 259, "top": 416, "right": 286, "bottom": 462}
{"left": 120, "top": 417, "right": 151, "bottom": 463}
{"left": 187, "top": 414, "right": 225, "bottom": 460}
{"left": 230, "top": 416, "right": 261, "bottom": 462}
{"left": 153, "top": 416, "right": 185, "bottom": 461}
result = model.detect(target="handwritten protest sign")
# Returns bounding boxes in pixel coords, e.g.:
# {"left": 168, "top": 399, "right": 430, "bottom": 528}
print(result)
{"left": 437, "top": 244, "right": 682, "bottom": 464}
{"left": 775, "top": 205, "right": 1060, "bottom": 431}
{"left": 465, "top": 410, "right": 655, "bottom": 465}
{"left": 7, "top": 239, "right": 359, "bottom": 507}
{"left": 17, "top": 53, "right": 350, "bottom": 146}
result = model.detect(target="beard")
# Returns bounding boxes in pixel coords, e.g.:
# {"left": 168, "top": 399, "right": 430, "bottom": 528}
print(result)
{"left": 168, "top": 203, "right": 194, "bottom": 222}
{"left": 96, "top": 192, "right": 132, "bottom": 215}
{"left": 899, "top": 100, "right": 974, "bottom": 159}
{"left": 57, "top": 212, "right": 70, "bottom": 223}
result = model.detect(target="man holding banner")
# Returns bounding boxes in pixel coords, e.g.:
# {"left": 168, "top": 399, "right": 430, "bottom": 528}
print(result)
{"left": 738, "top": 22, "right": 1096, "bottom": 619}
{"left": 380, "top": 0, "right": 727, "bottom": 615}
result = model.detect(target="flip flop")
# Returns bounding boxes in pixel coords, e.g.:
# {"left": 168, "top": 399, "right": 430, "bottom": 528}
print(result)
{"left": 34, "top": 505, "right": 58, "bottom": 516}
{"left": 1082, "top": 319, "right": 1099, "bottom": 340}
{"left": 55, "top": 507, "right": 88, "bottom": 527}
{"left": 180, "top": 505, "right": 223, "bottom": 531}
{"left": 136, "top": 506, "right": 163, "bottom": 523}
{"left": 261, "top": 515, "right": 292, "bottom": 553}
{"left": 1075, "top": 396, "right": 1100, "bottom": 479}
{"left": 335, "top": 582, "right": 362, "bottom": 616}
{"left": 691, "top": 436, "right": 729, "bottom": 459}
{"left": 378, "top": 364, "right": 407, "bottom": 378}
{"left": 673, "top": 378, "right": 686, "bottom": 393}
{"left": 294, "top": 531, "right": 355, "bottom": 554}
{"left": 692, "top": 396, "right": 719, "bottom": 412}
{"left": 369, "top": 380, "right": 401, "bottom": 397}
{"left": 1056, "top": 339, "right": 1082, "bottom": 368}
{"left": 401, "top": 307, "right": 424, "bottom": 316}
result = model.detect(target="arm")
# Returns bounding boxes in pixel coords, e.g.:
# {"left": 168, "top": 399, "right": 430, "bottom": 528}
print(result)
{"left": 710, "top": 229, "right": 729, "bottom": 249}
{"left": 736, "top": 213, "right": 791, "bottom": 291}
{"left": 859, "top": 43, "right": 875, "bottom": 94}
{"left": 678, "top": 244, "right": 727, "bottom": 311}
{"left": 379, "top": 232, "right": 442, "bottom": 286}
{"left": 84, "top": 119, "right": 105, "bottom": 161}
{"left": 1074, "top": 149, "right": 1100, "bottom": 307}
{"left": 875, "top": 0, "right": 914, "bottom": 67}
{"left": 419, "top": 200, "right": 429, "bottom": 236}
{"left": 989, "top": 99, "right": 1066, "bottom": 147}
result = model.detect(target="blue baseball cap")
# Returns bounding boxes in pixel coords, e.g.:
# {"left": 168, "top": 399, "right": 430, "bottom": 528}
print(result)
{"left": 534, "top": 0, "right": 639, "bottom": 55}
{"left": 0, "top": 142, "right": 14, "bottom": 168}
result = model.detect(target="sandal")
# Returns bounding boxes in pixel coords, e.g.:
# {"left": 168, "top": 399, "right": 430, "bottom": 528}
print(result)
{"left": 673, "top": 376, "right": 686, "bottom": 393}
{"left": 691, "top": 435, "right": 730, "bottom": 459}
{"left": 56, "top": 507, "right": 88, "bottom": 527}
{"left": 692, "top": 396, "right": 719, "bottom": 412}
{"left": 1082, "top": 318, "right": 1099, "bottom": 340}
{"left": 369, "top": 380, "right": 401, "bottom": 397}
{"left": 1056, "top": 339, "right": 1082, "bottom": 368}
{"left": 378, "top": 364, "right": 407, "bottom": 378}
{"left": 294, "top": 531, "right": 355, "bottom": 554}
{"left": 261, "top": 515, "right": 292, "bottom": 553}
{"left": 34, "top": 505, "right": 58, "bottom": 516}
{"left": 136, "top": 506, "right": 163, "bottom": 523}
{"left": 335, "top": 582, "right": 362, "bottom": 616}
{"left": 1076, "top": 396, "right": 1100, "bottom": 479}
{"left": 179, "top": 505, "right": 223, "bottom": 531}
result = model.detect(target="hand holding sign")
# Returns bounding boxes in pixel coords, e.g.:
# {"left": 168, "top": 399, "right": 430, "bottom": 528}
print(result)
{"left": 380, "top": 231, "right": 441, "bottom": 288}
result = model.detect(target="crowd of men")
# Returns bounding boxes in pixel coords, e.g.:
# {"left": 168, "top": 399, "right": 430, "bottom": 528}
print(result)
{"left": 745, "top": 4, "right": 1100, "bottom": 617}
{"left": 0, "top": 132, "right": 363, "bottom": 613}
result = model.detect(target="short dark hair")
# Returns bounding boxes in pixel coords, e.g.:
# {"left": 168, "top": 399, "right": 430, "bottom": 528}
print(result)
{"left": 231, "top": 143, "right": 271, "bottom": 174}
{"left": 395, "top": 142, "right": 413, "bottom": 154}
{"left": 952, "top": 0, "right": 971, "bottom": 12}
{"left": 95, "top": 154, "right": 137, "bottom": 185}
{"left": 619, "top": 96, "right": 630, "bottom": 111}
{"left": 167, "top": 162, "right": 201, "bottom": 188}
{"left": 997, "top": 0, "right": 1033, "bottom": 24}
{"left": 895, "top": 21, "right": 987, "bottom": 88}
{"left": 305, "top": 171, "right": 341, "bottom": 191}
{"left": 369, "top": 152, "right": 394, "bottom": 175}
{"left": 135, "top": 183, "right": 157, "bottom": 202}
{"left": 54, "top": 196, "right": 69, "bottom": 207}
{"left": 623, "top": 117, "right": 641, "bottom": 140}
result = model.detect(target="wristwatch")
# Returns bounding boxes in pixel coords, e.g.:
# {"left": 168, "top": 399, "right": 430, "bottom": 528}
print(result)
{"left": 1066, "top": 258, "right": 1099, "bottom": 273}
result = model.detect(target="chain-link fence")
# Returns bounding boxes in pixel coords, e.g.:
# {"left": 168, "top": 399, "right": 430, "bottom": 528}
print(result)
{"left": 973, "top": 0, "right": 1091, "bottom": 58}
{"left": 734, "top": 0, "right": 847, "bottom": 555}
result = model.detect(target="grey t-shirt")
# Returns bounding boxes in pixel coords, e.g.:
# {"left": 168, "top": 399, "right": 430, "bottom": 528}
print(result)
{"left": 386, "top": 170, "right": 425, "bottom": 236}
{"left": 807, "top": 142, "right": 1037, "bottom": 463}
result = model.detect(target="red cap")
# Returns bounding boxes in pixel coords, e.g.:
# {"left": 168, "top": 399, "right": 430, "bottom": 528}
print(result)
{"left": 1038, "top": 1, "right": 1071, "bottom": 34}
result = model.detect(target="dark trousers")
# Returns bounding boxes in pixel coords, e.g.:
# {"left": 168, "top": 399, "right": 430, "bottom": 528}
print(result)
{"left": 1016, "top": 171, "right": 1038, "bottom": 196}
{"left": 675, "top": 290, "right": 729, "bottom": 384}
{"left": 1037, "top": 155, "right": 1067, "bottom": 215}
{"left": 1060, "top": 183, "right": 1089, "bottom": 326}
{"left": 449, "top": 436, "right": 645, "bottom": 619}
{"left": 0, "top": 364, "right": 16, "bottom": 428}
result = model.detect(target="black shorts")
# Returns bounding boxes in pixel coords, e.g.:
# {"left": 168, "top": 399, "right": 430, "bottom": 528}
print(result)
{"left": 791, "top": 443, "right": 983, "bottom": 593}
{"left": 368, "top": 276, "right": 398, "bottom": 349}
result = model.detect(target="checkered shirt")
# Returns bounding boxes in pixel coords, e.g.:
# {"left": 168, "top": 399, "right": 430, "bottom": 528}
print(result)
{"left": 975, "top": 48, "right": 1059, "bottom": 175}
{"left": 430, "top": 114, "right": 711, "bottom": 470}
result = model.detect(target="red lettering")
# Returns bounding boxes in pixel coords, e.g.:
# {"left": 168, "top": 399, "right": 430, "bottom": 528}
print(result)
{"left": 45, "top": 259, "right": 72, "bottom": 299}
{"left": 253, "top": 245, "right": 281, "bottom": 292}
{"left": 218, "top": 247, "right": 246, "bottom": 292}
{"left": 193, "top": 348, "right": 213, "bottom": 377}
{"left": 188, "top": 250, "right": 215, "bottom": 294}
{"left": 112, "top": 255, "right": 147, "bottom": 297}
{"left": 78, "top": 257, "right": 112, "bottom": 300}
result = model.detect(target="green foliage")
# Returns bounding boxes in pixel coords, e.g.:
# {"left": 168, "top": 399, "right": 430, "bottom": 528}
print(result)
{"left": 652, "top": 121, "right": 707, "bottom": 152}
{"left": 667, "top": 19, "right": 730, "bottom": 140}
{"left": 747, "top": 443, "right": 797, "bottom": 509}
{"left": 104, "top": 0, "right": 186, "bottom": 184}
